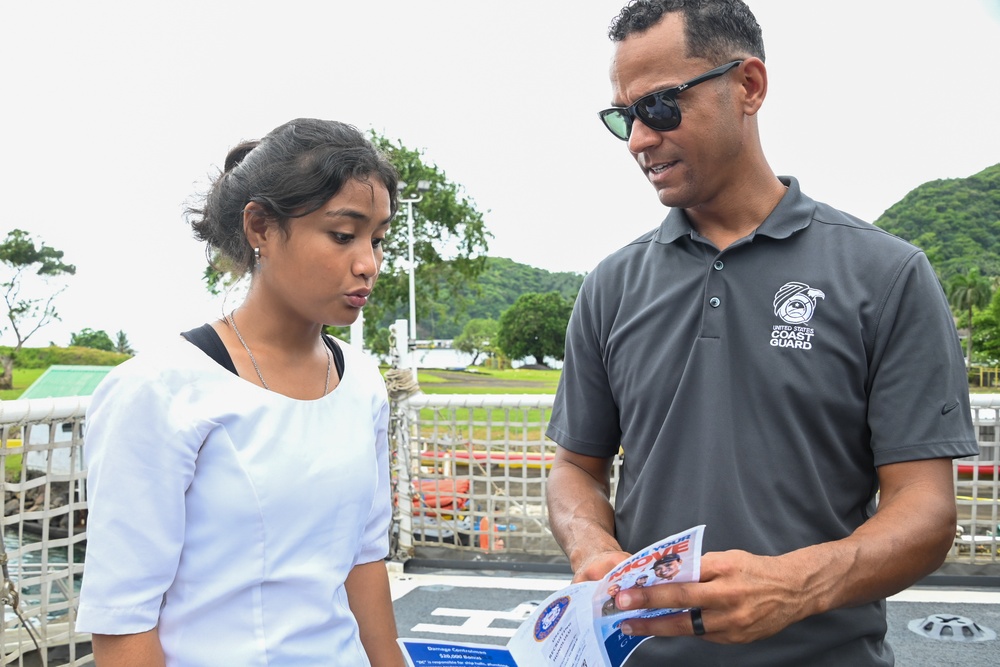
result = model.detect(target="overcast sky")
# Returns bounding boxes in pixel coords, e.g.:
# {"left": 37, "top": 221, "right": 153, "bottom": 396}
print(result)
{"left": 4, "top": 0, "right": 999, "bottom": 354}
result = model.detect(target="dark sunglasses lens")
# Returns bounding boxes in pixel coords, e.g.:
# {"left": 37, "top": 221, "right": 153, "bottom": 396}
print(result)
{"left": 637, "top": 93, "right": 680, "bottom": 131}
{"left": 600, "top": 111, "right": 631, "bottom": 140}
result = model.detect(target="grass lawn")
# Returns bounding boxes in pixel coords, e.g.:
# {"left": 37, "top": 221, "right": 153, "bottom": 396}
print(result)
{"left": 414, "top": 367, "right": 561, "bottom": 394}
{"left": 3, "top": 449, "right": 22, "bottom": 482}
{"left": 0, "top": 368, "right": 45, "bottom": 401}
{"left": 1, "top": 369, "right": 40, "bottom": 479}
{"left": 384, "top": 367, "right": 562, "bottom": 443}
{"left": 1, "top": 365, "right": 558, "bottom": 400}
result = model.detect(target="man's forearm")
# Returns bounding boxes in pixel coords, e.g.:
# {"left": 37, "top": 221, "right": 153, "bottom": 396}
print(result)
{"left": 614, "top": 458, "right": 960, "bottom": 643}
{"left": 787, "top": 458, "right": 957, "bottom": 618}
{"left": 547, "top": 452, "right": 623, "bottom": 575}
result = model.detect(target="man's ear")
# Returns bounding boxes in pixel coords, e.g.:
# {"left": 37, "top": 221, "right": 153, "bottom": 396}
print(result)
{"left": 243, "top": 201, "right": 271, "bottom": 253}
{"left": 739, "top": 57, "right": 767, "bottom": 116}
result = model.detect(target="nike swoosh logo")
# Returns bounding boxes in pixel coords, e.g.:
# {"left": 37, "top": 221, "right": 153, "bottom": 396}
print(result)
{"left": 941, "top": 401, "right": 960, "bottom": 415}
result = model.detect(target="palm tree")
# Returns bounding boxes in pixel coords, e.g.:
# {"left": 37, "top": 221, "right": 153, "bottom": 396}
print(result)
{"left": 947, "top": 268, "right": 993, "bottom": 369}
{"left": 114, "top": 330, "right": 135, "bottom": 356}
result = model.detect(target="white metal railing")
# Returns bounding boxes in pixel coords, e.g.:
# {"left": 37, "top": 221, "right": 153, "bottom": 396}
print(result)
{"left": 393, "top": 393, "right": 586, "bottom": 559}
{"left": 1, "top": 397, "right": 92, "bottom": 666}
{"left": 396, "top": 393, "right": 1000, "bottom": 565}
{"left": 956, "top": 400, "right": 1000, "bottom": 563}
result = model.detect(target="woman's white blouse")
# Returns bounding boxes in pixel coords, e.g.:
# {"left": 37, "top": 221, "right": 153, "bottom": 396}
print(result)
{"left": 75, "top": 336, "right": 391, "bottom": 666}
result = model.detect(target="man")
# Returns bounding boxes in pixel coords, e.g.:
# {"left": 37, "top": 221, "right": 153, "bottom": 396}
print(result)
{"left": 544, "top": 1, "right": 978, "bottom": 665}
{"left": 630, "top": 573, "right": 651, "bottom": 588}
{"left": 602, "top": 583, "right": 624, "bottom": 616}
{"left": 652, "top": 554, "right": 682, "bottom": 581}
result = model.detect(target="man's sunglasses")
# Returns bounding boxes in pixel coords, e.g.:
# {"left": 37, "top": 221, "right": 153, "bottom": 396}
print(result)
{"left": 598, "top": 60, "right": 744, "bottom": 140}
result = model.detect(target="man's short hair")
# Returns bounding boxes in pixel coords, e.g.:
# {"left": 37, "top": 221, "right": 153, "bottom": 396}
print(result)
{"left": 654, "top": 553, "right": 682, "bottom": 567}
{"left": 608, "top": 0, "right": 765, "bottom": 63}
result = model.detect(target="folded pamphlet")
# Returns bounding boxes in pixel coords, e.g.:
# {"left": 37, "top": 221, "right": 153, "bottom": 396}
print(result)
{"left": 399, "top": 524, "right": 705, "bottom": 667}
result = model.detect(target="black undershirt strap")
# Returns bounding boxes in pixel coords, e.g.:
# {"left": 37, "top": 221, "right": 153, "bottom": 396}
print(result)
{"left": 180, "top": 323, "right": 345, "bottom": 380}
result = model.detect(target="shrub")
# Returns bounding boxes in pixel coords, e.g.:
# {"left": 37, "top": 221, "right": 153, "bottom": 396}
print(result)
{"left": 0, "top": 346, "right": 131, "bottom": 369}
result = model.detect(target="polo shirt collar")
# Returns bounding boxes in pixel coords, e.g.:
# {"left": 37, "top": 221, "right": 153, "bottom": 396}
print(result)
{"left": 654, "top": 176, "right": 815, "bottom": 245}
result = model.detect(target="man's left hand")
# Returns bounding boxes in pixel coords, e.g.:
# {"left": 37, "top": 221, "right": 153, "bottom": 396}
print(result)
{"left": 615, "top": 549, "right": 811, "bottom": 643}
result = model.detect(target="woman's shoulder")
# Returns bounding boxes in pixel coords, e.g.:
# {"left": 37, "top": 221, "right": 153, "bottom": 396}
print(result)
{"left": 98, "top": 333, "right": 233, "bottom": 395}
{"left": 330, "top": 338, "right": 386, "bottom": 396}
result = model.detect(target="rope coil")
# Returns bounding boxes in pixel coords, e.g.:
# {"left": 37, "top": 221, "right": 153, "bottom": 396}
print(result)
{"left": 384, "top": 368, "right": 420, "bottom": 400}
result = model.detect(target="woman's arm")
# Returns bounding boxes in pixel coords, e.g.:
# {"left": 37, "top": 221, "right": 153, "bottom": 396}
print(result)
{"left": 77, "top": 370, "right": 195, "bottom": 649}
{"left": 345, "top": 560, "right": 404, "bottom": 667}
{"left": 92, "top": 629, "right": 165, "bottom": 667}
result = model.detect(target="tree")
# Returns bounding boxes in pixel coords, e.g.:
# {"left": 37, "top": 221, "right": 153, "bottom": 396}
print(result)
{"left": 971, "top": 288, "right": 1000, "bottom": 366}
{"left": 201, "top": 253, "right": 244, "bottom": 297}
{"left": 363, "top": 133, "right": 492, "bottom": 353}
{"left": 428, "top": 257, "right": 584, "bottom": 338}
{"left": 70, "top": 328, "right": 115, "bottom": 352}
{"left": 947, "top": 267, "right": 994, "bottom": 369}
{"left": 496, "top": 292, "right": 572, "bottom": 367}
{"left": 115, "top": 330, "right": 135, "bottom": 355}
{"left": 0, "top": 229, "right": 76, "bottom": 389}
{"left": 453, "top": 318, "right": 498, "bottom": 366}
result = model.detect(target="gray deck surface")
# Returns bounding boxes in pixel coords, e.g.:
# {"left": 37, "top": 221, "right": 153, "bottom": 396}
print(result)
{"left": 391, "top": 566, "right": 1000, "bottom": 666}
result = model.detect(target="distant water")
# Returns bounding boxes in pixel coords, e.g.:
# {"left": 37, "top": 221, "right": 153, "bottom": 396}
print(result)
{"left": 412, "top": 347, "right": 475, "bottom": 369}
{"left": 410, "top": 347, "right": 562, "bottom": 371}
{"left": 3, "top": 529, "right": 83, "bottom": 622}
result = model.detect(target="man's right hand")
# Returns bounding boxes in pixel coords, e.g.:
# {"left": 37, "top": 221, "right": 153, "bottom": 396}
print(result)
{"left": 572, "top": 548, "right": 633, "bottom": 584}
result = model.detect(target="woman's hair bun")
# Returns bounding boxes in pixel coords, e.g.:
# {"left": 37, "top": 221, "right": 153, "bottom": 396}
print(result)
{"left": 223, "top": 141, "right": 260, "bottom": 172}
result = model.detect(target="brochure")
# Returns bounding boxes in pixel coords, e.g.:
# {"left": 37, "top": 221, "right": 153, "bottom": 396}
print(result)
{"left": 398, "top": 524, "right": 705, "bottom": 667}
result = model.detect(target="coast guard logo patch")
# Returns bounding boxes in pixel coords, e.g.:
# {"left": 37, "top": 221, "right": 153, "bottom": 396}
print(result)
{"left": 533, "top": 596, "right": 570, "bottom": 641}
{"left": 773, "top": 282, "right": 825, "bottom": 324}
{"left": 770, "top": 281, "right": 825, "bottom": 350}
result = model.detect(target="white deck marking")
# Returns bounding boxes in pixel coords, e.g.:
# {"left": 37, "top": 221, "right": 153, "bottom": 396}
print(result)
{"left": 410, "top": 603, "right": 540, "bottom": 638}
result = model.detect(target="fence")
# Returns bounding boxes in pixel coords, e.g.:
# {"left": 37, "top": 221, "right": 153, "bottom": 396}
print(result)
{"left": 391, "top": 394, "right": 596, "bottom": 560}
{"left": 0, "top": 398, "right": 91, "bottom": 666}
{"left": 0, "top": 393, "right": 997, "bottom": 663}
{"left": 969, "top": 366, "right": 1000, "bottom": 389}
{"left": 396, "top": 393, "right": 1000, "bottom": 567}
{"left": 954, "top": 398, "right": 1000, "bottom": 564}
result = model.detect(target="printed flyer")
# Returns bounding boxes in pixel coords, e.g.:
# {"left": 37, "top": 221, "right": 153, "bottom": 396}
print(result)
{"left": 399, "top": 524, "right": 705, "bottom": 667}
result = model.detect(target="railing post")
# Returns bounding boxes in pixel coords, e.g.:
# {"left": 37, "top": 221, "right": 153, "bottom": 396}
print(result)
{"left": 386, "top": 321, "right": 420, "bottom": 562}
{"left": 393, "top": 397, "right": 414, "bottom": 560}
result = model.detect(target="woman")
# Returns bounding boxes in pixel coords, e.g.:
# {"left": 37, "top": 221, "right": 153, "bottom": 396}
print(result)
{"left": 75, "top": 118, "right": 405, "bottom": 666}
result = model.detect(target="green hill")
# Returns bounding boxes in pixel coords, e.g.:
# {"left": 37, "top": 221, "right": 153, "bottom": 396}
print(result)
{"left": 875, "top": 163, "right": 1000, "bottom": 280}
{"left": 419, "top": 257, "right": 585, "bottom": 339}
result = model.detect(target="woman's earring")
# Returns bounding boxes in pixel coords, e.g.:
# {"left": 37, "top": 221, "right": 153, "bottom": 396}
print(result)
{"left": 254, "top": 247, "right": 261, "bottom": 270}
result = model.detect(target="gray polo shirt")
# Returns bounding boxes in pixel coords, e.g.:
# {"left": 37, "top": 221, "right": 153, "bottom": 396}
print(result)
{"left": 546, "top": 177, "right": 978, "bottom": 666}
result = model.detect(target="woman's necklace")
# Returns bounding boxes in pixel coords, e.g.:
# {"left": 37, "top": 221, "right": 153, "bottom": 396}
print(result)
{"left": 227, "top": 309, "right": 332, "bottom": 396}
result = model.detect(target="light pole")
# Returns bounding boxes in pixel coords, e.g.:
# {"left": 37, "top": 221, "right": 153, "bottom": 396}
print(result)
{"left": 397, "top": 180, "right": 431, "bottom": 379}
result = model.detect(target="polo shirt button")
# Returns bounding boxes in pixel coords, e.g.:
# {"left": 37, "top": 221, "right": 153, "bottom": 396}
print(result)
{"left": 713, "top": 260, "right": 724, "bottom": 270}
{"left": 709, "top": 297, "right": 721, "bottom": 308}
